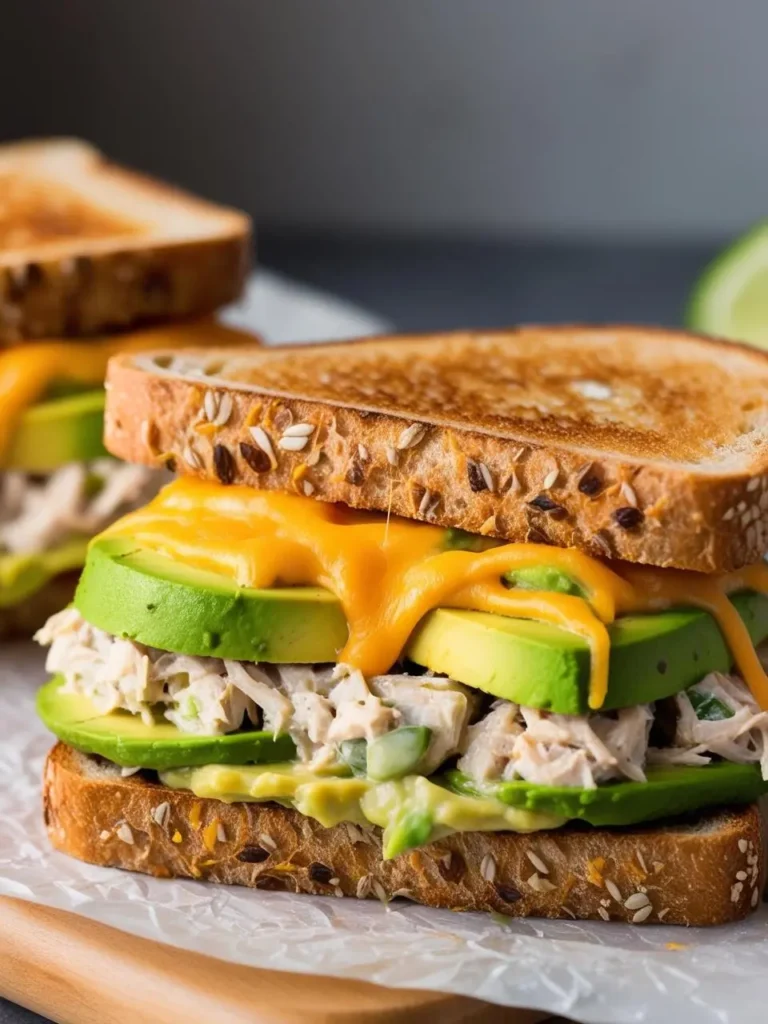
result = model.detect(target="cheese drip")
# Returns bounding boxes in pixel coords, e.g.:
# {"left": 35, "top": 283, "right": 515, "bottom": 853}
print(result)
{"left": 0, "top": 321, "right": 256, "bottom": 464}
{"left": 104, "top": 479, "right": 768, "bottom": 711}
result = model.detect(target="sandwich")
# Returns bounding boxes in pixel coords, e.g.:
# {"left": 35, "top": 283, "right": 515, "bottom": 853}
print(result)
{"left": 1, "top": 137, "right": 254, "bottom": 634}
{"left": 0, "top": 322, "right": 257, "bottom": 636}
{"left": 35, "top": 326, "right": 768, "bottom": 926}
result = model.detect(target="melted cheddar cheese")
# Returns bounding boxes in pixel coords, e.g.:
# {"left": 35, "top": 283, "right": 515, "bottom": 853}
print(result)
{"left": 105, "top": 479, "right": 768, "bottom": 711}
{"left": 0, "top": 321, "right": 256, "bottom": 464}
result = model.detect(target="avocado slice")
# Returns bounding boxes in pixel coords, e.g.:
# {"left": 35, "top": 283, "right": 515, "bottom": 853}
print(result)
{"left": 36, "top": 676, "right": 296, "bottom": 769}
{"left": 76, "top": 536, "right": 349, "bottom": 663}
{"left": 75, "top": 537, "right": 768, "bottom": 714}
{"left": 0, "top": 538, "right": 89, "bottom": 608}
{"left": 505, "top": 565, "right": 586, "bottom": 597}
{"left": 444, "top": 761, "right": 768, "bottom": 827}
{"left": 406, "top": 594, "right": 768, "bottom": 713}
{"left": 6, "top": 390, "right": 107, "bottom": 471}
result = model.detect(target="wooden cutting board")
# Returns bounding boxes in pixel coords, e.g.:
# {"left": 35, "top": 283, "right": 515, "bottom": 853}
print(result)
{"left": 0, "top": 897, "right": 549, "bottom": 1023}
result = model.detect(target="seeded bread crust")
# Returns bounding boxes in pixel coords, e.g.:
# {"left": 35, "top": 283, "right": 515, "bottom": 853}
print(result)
{"left": 44, "top": 744, "right": 766, "bottom": 926}
{"left": 0, "top": 573, "right": 79, "bottom": 640}
{"left": 103, "top": 327, "right": 768, "bottom": 572}
{"left": 0, "top": 238, "right": 250, "bottom": 343}
{"left": 0, "top": 139, "right": 251, "bottom": 342}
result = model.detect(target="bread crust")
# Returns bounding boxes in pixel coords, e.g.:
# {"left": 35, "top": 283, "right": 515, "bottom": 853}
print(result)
{"left": 0, "top": 139, "right": 251, "bottom": 341}
{"left": 0, "top": 573, "right": 79, "bottom": 640}
{"left": 44, "top": 744, "right": 766, "bottom": 926}
{"left": 104, "top": 326, "right": 768, "bottom": 571}
{"left": 0, "top": 236, "right": 250, "bottom": 342}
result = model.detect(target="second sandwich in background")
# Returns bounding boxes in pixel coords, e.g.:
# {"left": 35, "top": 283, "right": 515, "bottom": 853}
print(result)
{"left": 0, "top": 138, "right": 255, "bottom": 635}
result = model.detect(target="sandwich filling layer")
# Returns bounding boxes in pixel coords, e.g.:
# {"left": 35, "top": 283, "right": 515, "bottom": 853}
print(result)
{"left": 103, "top": 479, "right": 768, "bottom": 710}
{"left": 34, "top": 482, "right": 768, "bottom": 857}
{"left": 39, "top": 610, "right": 768, "bottom": 787}
{"left": 0, "top": 323, "right": 254, "bottom": 465}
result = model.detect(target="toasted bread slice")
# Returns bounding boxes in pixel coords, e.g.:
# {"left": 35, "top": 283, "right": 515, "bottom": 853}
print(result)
{"left": 0, "top": 572, "right": 79, "bottom": 640}
{"left": 105, "top": 326, "right": 768, "bottom": 572}
{"left": 0, "top": 138, "right": 251, "bottom": 342}
{"left": 44, "top": 743, "right": 765, "bottom": 926}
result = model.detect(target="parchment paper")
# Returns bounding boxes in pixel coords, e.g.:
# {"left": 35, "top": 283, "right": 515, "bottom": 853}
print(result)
{"left": 2, "top": 273, "right": 768, "bottom": 1022}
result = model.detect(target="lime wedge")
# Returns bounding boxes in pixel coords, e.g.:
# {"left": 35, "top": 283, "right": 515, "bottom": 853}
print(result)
{"left": 687, "top": 221, "right": 768, "bottom": 348}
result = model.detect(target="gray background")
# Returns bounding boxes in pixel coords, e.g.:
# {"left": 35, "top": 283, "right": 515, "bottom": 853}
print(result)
{"left": 2, "top": 0, "right": 767, "bottom": 241}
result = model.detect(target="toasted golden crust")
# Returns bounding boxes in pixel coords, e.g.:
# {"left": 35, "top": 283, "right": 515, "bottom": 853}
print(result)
{"left": 104, "top": 326, "right": 768, "bottom": 571}
{"left": 44, "top": 744, "right": 766, "bottom": 926}
{"left": 0, "top": 238, "right": 249, "bottom": 342}
{"left": 0, "top": 573, "right": 79, "bottom": 640}
{"left": 0, "top": 139, "right": 251, "bottom": 341}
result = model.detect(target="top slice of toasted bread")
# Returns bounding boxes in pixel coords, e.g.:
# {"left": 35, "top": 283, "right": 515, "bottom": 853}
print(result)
{"left": 104, "top": 325, "right": 768, "bottom": 572}
{"left": 0, "top": 138, "right": 251, "bottom": 342}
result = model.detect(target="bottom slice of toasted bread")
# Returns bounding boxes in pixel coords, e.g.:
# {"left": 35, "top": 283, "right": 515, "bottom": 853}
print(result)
{"left": 0, "top": 573, "right": 79, "bottom": 641}
{"left": 44, "top": 743, "right": 766, "bottom": 926}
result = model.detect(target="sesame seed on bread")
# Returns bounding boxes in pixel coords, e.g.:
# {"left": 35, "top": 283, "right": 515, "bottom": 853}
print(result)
{"left": 104, "top": 326, "right": 768, "bottom": 572}
{"left": 44, "top": 744, "right": 766, "bottom": 926}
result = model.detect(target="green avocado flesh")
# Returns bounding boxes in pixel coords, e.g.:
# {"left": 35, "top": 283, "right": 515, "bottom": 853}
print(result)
{"left": 36, "top": 677, "right": 296, "bottom": 769}
{"left": 38, "top": 677, "right": 767, "bottom": 850}
{"left": 76, "top": 537, "right": 349, "bottom": 663}
{"left": 76, "top": 537, "right": 768, "bottom": 714}
{"left": 0, "top": 539, "right": 89, "bottom": 607}
{"left": 6, "top": 390, "right": 107, "bottom": 471}
{"left": 505, "top": 565, "right": 586, "bottom": 597}
{"left": 408, "top": 593, "right": 768, "bottom": 714}
{"left": 40, "top": 672, "right": 766, "bottom": 828}
{"left": 445, "top": 762, "right": 768, "bottom": 827}
{"left": 158, "top": 761, "right": 766, "bottom": 858}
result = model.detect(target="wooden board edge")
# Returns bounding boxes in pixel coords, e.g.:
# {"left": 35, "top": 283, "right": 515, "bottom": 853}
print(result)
{"left": 0, "top": 897, "right": 547, "bottom": 1023}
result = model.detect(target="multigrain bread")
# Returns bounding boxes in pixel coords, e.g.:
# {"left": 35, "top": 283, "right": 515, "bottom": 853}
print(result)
{"left": 104, "top": 326, "right": 768, "bottom": 572}
{"left": 44, "top": 744, "right": 766, "bottom": 927}
{"left": 0, "top": 573, "right": 79, "bottom": 640}
{"left": 0, "top": 139, "right": 251, "bottom": 342}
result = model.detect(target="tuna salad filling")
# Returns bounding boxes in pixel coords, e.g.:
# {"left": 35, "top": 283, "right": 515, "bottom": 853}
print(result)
{"left": 1, "top": 460, "right": 157, "bottom": 556}
{"left": 36, "top": 609, "right": 768, "bottom": 787}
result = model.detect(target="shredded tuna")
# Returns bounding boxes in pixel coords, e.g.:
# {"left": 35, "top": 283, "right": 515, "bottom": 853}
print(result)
{"left": 37, "top": 611, "right": 768, "bottom": 784}
{"left": 455, "top": 703, "right": 522, "bottom": 782}
{"left": 222, "top": 661, "right": 294, "bottom": 736}
{"left": 459, "top": 672, "right": 768, "bottom": 789}
{"left": 458, "top": 701, "right": 653, "bottom": 789}
{"left": 648, "top": 672, "right": 768, "bottom": 780}
{"left": 0, "top": 459, "right": 158, "bottom": 555}
{"left": 35, "top": 611, "right": 473, "bottom": 770}
{"left": 38, "top": 610, "right": 257, "bottom": 734}
{"left": 369, "top": 674, "right": 476, "bottom": 772}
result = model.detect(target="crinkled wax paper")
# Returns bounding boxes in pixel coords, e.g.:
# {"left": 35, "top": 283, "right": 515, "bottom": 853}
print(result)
{"left": 2, "top": 276, "right": 768, "bottom": 1023}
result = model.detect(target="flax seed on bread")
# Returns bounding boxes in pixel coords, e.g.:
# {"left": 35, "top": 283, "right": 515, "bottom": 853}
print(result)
{"left": 0, "top": 139, "right": 251, "bottom": 342}
{"left": 44, "top": 744, "right": 766, "bottom": 927}
{"left": 103, "top": 325, "right": 768, "bottom": 572}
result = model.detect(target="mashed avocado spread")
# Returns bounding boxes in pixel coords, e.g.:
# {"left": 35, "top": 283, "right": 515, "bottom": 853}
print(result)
{"left": 160, "top": 763, "right": 564, "bottom": 858}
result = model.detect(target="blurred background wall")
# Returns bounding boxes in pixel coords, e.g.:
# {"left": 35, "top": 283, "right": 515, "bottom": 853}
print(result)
{"left": 3, "top": 0, "right": 767, "bottom": 242}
